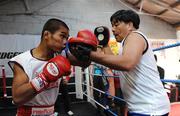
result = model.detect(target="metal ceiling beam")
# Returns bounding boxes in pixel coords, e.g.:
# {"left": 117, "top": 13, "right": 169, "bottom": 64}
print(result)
{"left": 158, "top": 0, "right": 171, "bottom": 5}
{"left": 173, "top": 22, "right": 180, "bottom": 27}
{"left": 139, "top": 0, "right": 144, "bottom": 13}
{"left": 156, "top": 1, "right": 180, "bottom": 15}
{"left": 170, "top": 1, "right": 180, "bottom": 8}
{"left": 0, "top": 0, "right": 13, "bottom": 6}
{"left": 151, "top": 0, "right": 168, "bottom": 7}
{"left": 22, "top": 0, "right": 31, "bottom": 12}
{"left": 124, "top": 0, "right": 178, "bottom": 27}
{"left": 156, "top": 9, "right": 168, "bottom": 15}
{"left": 133, "top": 0, "right": 141, "bottom": 6}
{"left": 151, "top": 0, "right": 180, "bottom": 14}
{"left": 159, "top": 0, "right": 180, "bottom": 7}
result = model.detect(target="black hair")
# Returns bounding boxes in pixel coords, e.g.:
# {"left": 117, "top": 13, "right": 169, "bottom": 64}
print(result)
{"left": 41, "top": 18, "right": 69, "bottom": 39}
{"left": 110, "top": 10, "right": 140, "bottom": 29}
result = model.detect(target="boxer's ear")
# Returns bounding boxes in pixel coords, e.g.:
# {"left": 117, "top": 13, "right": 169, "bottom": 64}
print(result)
{"left": 44, "top": 31, "right": 50, "bottom": 40}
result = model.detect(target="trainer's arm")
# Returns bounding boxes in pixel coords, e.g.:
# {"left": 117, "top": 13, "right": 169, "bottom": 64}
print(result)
{"left": 12, "top": 63, "right": 36, "bottom": 106}
{"left": 90, "top": 33, "right": 145, "bottom": 71}
{"left": 102, "top": 45, "right": 114, "bottom": 55}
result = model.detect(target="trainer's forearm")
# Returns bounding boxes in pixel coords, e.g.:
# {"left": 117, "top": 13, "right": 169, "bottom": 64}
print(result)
{"left": 90, "top": 51, "right": 131, "bottom": 71}
{"left": 103, "top": 45, "right": 114, "bottom": 55}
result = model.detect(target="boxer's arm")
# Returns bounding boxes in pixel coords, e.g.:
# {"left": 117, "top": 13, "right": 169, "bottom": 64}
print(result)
{"left": 90, "top": 33, "right": 145, "bottom": 71}
{"left": 12, "top": 63, "right": 36, "bottom": 105}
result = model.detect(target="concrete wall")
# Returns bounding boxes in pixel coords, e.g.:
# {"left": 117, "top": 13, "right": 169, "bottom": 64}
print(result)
{"left": 0, "top": 0, "right": 177, "bottom": 39}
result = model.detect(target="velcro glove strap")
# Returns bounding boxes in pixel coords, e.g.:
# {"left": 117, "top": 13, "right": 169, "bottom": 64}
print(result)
{"left": 30, "top": 73, "right": 49, "bottom": 93}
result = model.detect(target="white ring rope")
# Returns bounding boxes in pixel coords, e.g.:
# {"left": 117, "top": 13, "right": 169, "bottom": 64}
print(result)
{"left": 82, "top": 83, "right": 126, "bottom": 102}
{"left": 83, "top": 92, "right": 118, "bottom": 116}
{"left": 83, "top": 92, "right": 107, "bottom": 110}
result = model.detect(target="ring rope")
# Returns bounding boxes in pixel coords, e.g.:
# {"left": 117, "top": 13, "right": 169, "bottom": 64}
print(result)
{"left": 81, "top": 71, "right": 180, "bottom": 84}
{"left": 73, "top": 72, "right": 120, "bottom": 78}
{"left": 83, "top": 92, "right": 118, "bottom": 116}
{"left": 83, "top": 92, "right": 107, "bottom": 109}
{"left": 153, "top": 42, "right": 180, "bottom": 51}
{"left": 81, "top": 72, "right": 180, "bottom": 83}
{"left": 82, "top": 83, "right": 126, "bottom": 102}
{"left": 161, "top": 79, "right": 180, "bottom": 83}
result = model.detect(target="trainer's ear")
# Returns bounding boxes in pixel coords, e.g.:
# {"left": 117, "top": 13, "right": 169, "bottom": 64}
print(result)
{"left": 128, "top": 22, "right": 134, "bottom": 29}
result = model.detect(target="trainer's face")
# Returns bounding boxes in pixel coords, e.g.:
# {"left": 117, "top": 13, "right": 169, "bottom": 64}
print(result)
{"left": 47, "top": 26, "right": 69, "bottom": 52}
{"left": 111, "top": 21, "right": 130, "bottom": 42}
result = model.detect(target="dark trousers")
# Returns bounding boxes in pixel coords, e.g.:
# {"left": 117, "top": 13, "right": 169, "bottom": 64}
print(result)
{"left": 60, "top": 81, "right": 71, "bottom": 112}
{"left": 93, "top": 76, "right": 110, "bottom": 116}
{"left": 127, "top": 112, "right": 169, "bottom": 116}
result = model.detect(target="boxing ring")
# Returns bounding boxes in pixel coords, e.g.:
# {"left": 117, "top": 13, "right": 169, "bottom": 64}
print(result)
{"left": 0, "top": 42, "right": 180, "bottom": 116}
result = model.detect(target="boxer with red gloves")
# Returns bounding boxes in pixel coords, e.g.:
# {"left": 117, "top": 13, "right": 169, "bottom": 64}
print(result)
{"left": 8, "top": 19, "right": 74, "bottom": 116}
{"left": 30, "top": 55, "right": 71, "bottom": 93}
{"left": 8, "top": 18, "right": 101, "bottom": 116}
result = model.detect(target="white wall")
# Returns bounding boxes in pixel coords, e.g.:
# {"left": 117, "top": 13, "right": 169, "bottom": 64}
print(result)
{"left": 150, "top": 39, "right": 180, "bottom": 79}
{"left": 0, "top": 0, "right": 177, "bottom": 39}
{"left": 177, "top": 30, "right": 180, "bottom": 39}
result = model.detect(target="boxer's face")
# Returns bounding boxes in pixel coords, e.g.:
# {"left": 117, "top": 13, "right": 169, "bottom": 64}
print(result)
{"left": 111, "top": 21, "right": 129, "bottom": 42}
{"left": 47, "top": 26, "right": 69, "bottom": 52}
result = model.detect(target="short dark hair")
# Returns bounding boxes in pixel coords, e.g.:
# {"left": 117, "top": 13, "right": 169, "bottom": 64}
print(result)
{"left": 41, "top": 18, "right": 69, "bottom": 39}
{"left": 110, "top": 10, "right": 140, "bottom": 29}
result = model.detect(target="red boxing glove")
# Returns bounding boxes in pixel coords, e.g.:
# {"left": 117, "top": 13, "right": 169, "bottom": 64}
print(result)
{"left": 76, "top": 29, "right": 99, "bottom": 50}
{"left": 43, "top": 55, "right": 71, "bottom": 81}
{"left": 68, "top": 29, "right": 98, "bottom": 62}
{"left": 30, "top": 55, "right": 71, "bottom": 93}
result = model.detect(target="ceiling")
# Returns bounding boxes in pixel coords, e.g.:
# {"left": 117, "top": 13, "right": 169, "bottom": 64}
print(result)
{"left": 123, "top": 0, "right": 180, "bottom": 27}
{"left": 0, "top": 0, "right": 179, "bottom": 28}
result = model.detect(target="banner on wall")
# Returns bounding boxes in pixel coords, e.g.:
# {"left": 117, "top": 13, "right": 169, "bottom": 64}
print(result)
{"left": 0, "top": 34, "right": 40, "bottom": 77}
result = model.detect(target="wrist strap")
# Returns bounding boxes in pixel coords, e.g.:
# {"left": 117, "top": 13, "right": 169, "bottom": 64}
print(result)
{"left": 30, "top": 74, "right": 48, "bottom": 93}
